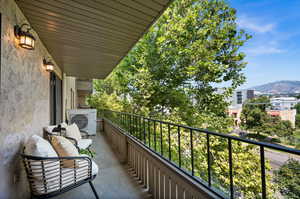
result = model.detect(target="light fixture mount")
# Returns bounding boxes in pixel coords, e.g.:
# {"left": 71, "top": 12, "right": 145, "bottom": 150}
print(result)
{"left": 43, "top": 58, "right": 54, "bottom": 72}
{"left": 14, "top": 23, "right": 36, "bottom": 50}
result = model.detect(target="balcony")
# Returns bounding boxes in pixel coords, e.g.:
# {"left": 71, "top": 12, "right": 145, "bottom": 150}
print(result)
{"left": 92, "top": 110, "right": 300, "bottom": 199}
{"left": 1, "top": 0, "right": 300, "bottom": 198}
{"left": 48, "top": 109, "right": 300, "bottom": 199}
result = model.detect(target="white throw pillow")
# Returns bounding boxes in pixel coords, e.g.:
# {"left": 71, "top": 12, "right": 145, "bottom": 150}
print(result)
{"left": 61, "top": 122, "right": 68, "bottom": 129}
{"left": 24, "top": 135, "right": 58, "bottom": 157}
{"left": 44, "top": 125, "right": 57, "bottom": 133}
{"left": 66, "top": 123, "right": 82, "bottom": 141}
{"left": 24, "top": 135, "right": 60, "bottom": 194}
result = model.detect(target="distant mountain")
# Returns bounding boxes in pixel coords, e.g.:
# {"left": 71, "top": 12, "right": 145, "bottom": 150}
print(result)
{"left": 250, "top": 80, "right": 300, "bottom": 94}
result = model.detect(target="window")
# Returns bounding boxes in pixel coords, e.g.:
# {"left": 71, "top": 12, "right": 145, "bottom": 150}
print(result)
{"left": 237, "top": 91, "right": 243, "bottom": 104}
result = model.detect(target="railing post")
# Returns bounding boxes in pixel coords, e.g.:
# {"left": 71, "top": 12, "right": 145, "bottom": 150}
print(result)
{"left": 228, "top": 138, "right": 234, "bottom": 199}
{"left": 168, "top": 124, "right": 171, "bottom": 161}
{"left": 154, "top": 121, "right": 157, "bottom": 151}
{"left": 206, "top": 133, "right": 211, "bottom": 187}
{"left": 190, "top": 129, "right": 194, "bottom": 176}
{"left": 260, "top": 146, "right": 267, "bottom": 199}
{"left": 178, "top": 126, "right": 181, "bottom": 168}
{"left": 160, "top": 122, "right": 163, "bottom": 155}
{"left": 148, "top": 119, "right": 151, "bottom": 148}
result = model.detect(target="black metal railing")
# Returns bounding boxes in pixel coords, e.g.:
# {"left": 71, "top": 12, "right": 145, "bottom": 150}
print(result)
{"left": 101, "top": 110, "right": 300, "bottom": 199}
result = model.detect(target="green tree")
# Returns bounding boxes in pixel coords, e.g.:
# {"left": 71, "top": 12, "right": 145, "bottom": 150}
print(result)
{"left": 274, "top": 159, "right": 300, "bottom": 198}
{"left": 89, "top": 0, "right": 277, "bottom": 197}
{"left": 241, "top": 96, "right": 270, "bottom": 133}
{"left": 295, "top": 114, "right": 300, "bottom": 128}
{"left": 241, "top": 96, "right": 294, "bottom": 138}
{"left": 294, "top": 103, "right": 300, "bottom": 114}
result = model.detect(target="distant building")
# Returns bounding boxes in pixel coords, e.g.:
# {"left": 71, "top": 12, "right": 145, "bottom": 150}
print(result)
{"left": 228, "top": 89, "right": 255, "bottom": 126}
{"left": 228, "top": 107, "right": 243, "bottom": 126}
{"left": 229, "top": 89, "right": 255, "bottom": 108}
{"left": 270, "top": 97, "right": 299, "bottom": 110}
{"left": 267, "top": 109, "right": 297, "bottom": 127}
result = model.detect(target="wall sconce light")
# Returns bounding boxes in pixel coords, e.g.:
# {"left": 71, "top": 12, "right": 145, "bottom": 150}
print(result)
{"left": 43, "top": 58, "right": 54, "bottom": 72}
{"left": 14, "top": 24, "right": 36, "bottom": 50}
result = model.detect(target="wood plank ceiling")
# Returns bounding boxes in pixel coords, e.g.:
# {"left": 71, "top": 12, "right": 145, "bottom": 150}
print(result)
{"left": 16, "top": 0, "right": 172, "bottom": 79}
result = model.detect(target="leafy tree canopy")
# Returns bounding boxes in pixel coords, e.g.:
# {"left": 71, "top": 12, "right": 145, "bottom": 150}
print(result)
{"left": 274, "top": 159, "right": 300, "bottom": 199}
{"left": 241, "top": 96, "right": 293, "bottom": 137}
{"left": 88, "top": 0, "right": 277, "bottom": 197}
{"left": 89, "top": 0, "right": 251, "bottom": 132}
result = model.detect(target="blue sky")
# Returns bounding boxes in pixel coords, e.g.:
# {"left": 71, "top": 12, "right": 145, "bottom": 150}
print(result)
{"left": 228, "top": 0, "right": 300, "bottom": 88}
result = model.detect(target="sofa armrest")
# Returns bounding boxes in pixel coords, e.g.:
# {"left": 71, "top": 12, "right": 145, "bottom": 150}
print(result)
{"left": 80, "top": 130, "right": 90, "bottom": 139}
{"left": 64, "top": 136, "right": 80, "bottom": 152}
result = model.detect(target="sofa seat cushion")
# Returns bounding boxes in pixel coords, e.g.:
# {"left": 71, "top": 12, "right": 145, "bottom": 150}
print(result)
{"left": 77, "top": 139, "right": 92, "bottom": 149}
{"left": 30, "top": 158, "right": 98, "bottom": 195}
{"left": 66, "top": 123, "right": 82, "bottom": 141}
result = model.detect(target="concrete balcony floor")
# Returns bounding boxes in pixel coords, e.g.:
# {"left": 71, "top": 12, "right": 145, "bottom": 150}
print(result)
{"left": 53, "top": 132, "right": 149, "bottom": 199}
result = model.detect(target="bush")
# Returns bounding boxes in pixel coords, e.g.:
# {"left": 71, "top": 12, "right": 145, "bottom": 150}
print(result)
{"left": 274, "top": 159, "right": 300, "bottom": 198}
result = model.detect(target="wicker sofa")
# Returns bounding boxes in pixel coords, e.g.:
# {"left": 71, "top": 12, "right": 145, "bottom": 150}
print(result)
{"left": 22, "top": 135, "right": 99, "bottom": 199}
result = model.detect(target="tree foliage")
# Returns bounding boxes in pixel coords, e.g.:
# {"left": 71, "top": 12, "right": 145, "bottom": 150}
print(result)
{"left": 294, "top": 103, "right": 300, "bottom": 114}
{"left": 88, "top": 0, "right": 277, "bottom": 197}
{"left": 295, "top": 114, "right": 300, "bottom": 129}
{"left": 274, "top": 159, "right": 300, "bottom": 199}
{"left": 241, "top": 97, "right": 293, "bottom": 137}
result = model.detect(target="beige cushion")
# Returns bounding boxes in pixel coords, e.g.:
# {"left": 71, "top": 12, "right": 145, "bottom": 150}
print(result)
{"left": 50, "top": 136, "right": 79, "bottom": 168}
{"left": 66, "top": 123, "right": 82, "bottom": 141}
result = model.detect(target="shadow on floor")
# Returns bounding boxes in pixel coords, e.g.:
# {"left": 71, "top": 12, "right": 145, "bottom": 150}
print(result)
{"left": 53, "top": 132, "right": 150, "bottom": 199}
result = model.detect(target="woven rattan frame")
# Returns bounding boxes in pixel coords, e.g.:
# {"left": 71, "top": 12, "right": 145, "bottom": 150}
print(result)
{"left": 21, "top": 151, "right": 99, "bottom": 199}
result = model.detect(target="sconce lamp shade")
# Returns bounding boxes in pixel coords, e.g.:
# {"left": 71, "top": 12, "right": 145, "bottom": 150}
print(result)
{"left": 43, "top": 59, "right": 54, "bottom": 72}
{"left": 14, "top": 24, "right": 36, "bottom": 50}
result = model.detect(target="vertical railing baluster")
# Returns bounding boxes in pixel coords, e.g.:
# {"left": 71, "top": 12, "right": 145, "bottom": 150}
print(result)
{"left": 206, "top": 133, "right": 211, "bottom": 187}
{"left": 160, "top": 122, "right": 163, "bottom": 155}
{"left": 126, "top": 114, "right": 128, "bottom": 131}
{"left": 143, "top": 118, "right": 146, "bottom": 144}
{"left": 135, "top": 115, "right": 137, "bottom": 137}
{"left": 168, "top": 124, "right": 171, "bottom": 161}
{"left": 129, "top": 114, "right": 132, "bottom": 134}
{"left": 148, "top": 119, "right": 151, "bottom": 148}
{"left": 133, "top": 115, "right": 136, "bottom": 137}
{"left": 139, "top": 116, "right": 142, "bottom": 141}
{"left": 228, "top": 138, "right": 234, "bottom": 199}
{"left": 178, "top": 126, "right": 181, "bottom": 168}
{"left": 190, "top": 129, "right": 194, "bottom": 176}
{"left": 260, "top": 146, "right": 266, "bottom": 199}
{"left": 154, "top": 121, "right": 157, "bottom": 151}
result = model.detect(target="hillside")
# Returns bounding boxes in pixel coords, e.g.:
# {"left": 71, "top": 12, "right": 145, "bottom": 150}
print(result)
{"left": 250, "top": 80, "right": 300, "bottom": 94}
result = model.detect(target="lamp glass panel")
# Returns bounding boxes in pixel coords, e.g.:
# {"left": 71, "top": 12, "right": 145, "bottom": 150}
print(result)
{"left": 20, "top": 35, "right": 26, "bottom": 44}
{"left": 25, "top": 36, "right": 31, "bottom": 46}
{"left": 46, "top": 64, "right": 54, "bottom": 71}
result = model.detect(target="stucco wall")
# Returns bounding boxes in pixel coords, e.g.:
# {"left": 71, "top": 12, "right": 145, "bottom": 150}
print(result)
{"left": 63, "top": 74, "right": 77, "bottom": 121}
{"left": 0, "top": 0, "right": 62, "bottom": 198}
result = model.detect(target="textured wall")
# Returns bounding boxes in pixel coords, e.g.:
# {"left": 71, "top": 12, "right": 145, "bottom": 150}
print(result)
{"left": 0, "top": 0, "right": 62, "bottom": 198}
{"left": 63, "top": 74, "right": 77, "bottom": 121}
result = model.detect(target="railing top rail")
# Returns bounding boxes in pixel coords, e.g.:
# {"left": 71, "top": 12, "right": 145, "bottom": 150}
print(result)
{"left": 102, "top": 109, "right": 300, "bottom": 155}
